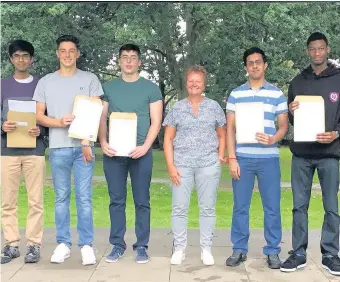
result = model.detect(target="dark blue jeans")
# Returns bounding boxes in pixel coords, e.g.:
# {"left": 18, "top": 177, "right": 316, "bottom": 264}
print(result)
{"left": 103, "top": 150, "right": 153, "bottom": 251}
{"left": 291, "top": 156, "right": 340, "bottom": 256}
{"left": 231, "top": 157, "right": 282, "bottom": 255}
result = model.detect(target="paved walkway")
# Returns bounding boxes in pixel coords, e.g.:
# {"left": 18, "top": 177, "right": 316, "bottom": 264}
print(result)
{"left": 1, "top": 229, "right": 338, "bottom": 282}
{"left": 45, "top": 176, "right": 326, "bottom": 190}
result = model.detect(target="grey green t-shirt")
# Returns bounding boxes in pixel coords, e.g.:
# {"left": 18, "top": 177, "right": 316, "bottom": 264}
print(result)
{"left": 33, "top": 69, "right": 104, "bottom": 148}
{"left": 102, "top": 77, "right": 162, "bottom": 145}
{"left": 162, "top": 97, "right": 226, "bottom": 168}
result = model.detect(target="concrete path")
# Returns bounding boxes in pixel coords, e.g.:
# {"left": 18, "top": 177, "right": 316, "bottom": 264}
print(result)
{"left": 44, "top": 175, "right": 326, "bottom": 190}
{"left": 1, "top": 229, "right": 338, "bottom": 282}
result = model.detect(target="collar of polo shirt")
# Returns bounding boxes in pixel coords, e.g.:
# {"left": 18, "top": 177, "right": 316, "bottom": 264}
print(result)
{"left": 244, "top": 80, "right": 271, "bottom": 91}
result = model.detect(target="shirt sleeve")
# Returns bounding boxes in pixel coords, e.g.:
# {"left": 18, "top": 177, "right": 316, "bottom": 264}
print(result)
{"left": 162, "top": 108, "right": 176, "bottom": 128}
{"left": 226, "top": 91, "right": 236, "bottom": 113}
{"left": 276, "top": 91, "right": 288, "bottom": 115}
{"left": 89, "top": 74, "right": 104, "bottom": 98}
{"left": 149, "top": 83, "right": 163, "bottom": 103}
{"left": 1, "top": 82, "right": 5, "bottom": 135}
{"left": 101, "top": 83, "right": 109, "bottom": 102}
{"left": 287, "top": 82, "right": 294, "bottom": 125}
{"left": 215, "top": 102, "right": 226, "bottom": 127}
{"left": 32, "top": 79, "right": 46, "bottom": 103}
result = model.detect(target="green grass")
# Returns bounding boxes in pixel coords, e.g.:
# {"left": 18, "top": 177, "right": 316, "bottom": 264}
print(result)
{"left": 45, "top": 147, "right": 319, "bottom": 182}
{"left": 18, "top": 182, "right": 335, "bottom": 229}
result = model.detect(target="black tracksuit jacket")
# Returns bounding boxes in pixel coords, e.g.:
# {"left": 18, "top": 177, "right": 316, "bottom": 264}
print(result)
{"left": 288, "top": 62, "right": 340, "bottom": 159}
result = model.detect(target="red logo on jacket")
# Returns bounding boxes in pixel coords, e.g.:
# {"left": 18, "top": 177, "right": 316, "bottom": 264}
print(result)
{"left": 329, "top": 92, "right": 339, "bottom": 103}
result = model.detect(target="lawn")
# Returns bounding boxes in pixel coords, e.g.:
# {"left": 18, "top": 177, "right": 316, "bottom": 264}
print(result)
{"left": 17, "top": 183, "right": 334, "bottom": 229}
{"left": 45, "top": 147, "right": 320, "bottom": 183}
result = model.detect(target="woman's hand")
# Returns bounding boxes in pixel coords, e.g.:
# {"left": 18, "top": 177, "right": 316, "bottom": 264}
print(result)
{"left": 168, "top": 165, "right": 181, "bottom": 186}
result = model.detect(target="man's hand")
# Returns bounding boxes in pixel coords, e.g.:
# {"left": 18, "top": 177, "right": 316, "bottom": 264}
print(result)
{"left": 168, "top": 165, "right": 181, "bottom": 186}
{"left": 316, "top": 131, "right": 337, "bottom": 144}
{"left": 2, "top": 121, "right": 17, "bottom": 132}
{"left": 129, "top": 145, "right": 148, "bottom": 159}
{"left": 28, "top": 126, "right": 40, "bottom": 137}
{"left": 82, "top": 146, "right": 94, "bottom": 164}
{"left": 229, "top": 159, "right": 240, "bottom": 180}
{"left": 289, "top": 101, "right": 299, "bottom": 115}
{"left": 59, "top": 114, "right": 74, "bottom": 127}
{"left": 256, "top": 133, "right": 274, "bottom": 145}
{"left": 100, "top": 141, "right": 117, "bottom": 157}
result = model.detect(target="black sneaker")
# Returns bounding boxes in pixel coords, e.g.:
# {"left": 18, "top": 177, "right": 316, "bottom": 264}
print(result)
{"left": 24, "top": 245, "right": 41, "bottom": 263}
{"left": 322, "top": 255, "right": 340, "bottom": 276}
{"left": 267, "top": 254, "right": 281, "bottom": 269}
{"left": 226, "top": 251, "right": 247, "bottom": 267}
{"left": 0, "top": 245, "right": 20, "bottom": 264}
{"left": 280, "top": 251, "right": 307, "bottom": 272}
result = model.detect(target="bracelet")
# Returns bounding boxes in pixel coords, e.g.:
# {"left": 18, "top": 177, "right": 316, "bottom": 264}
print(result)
{"left": 81, "top": 144, "right": 91, "bottom": 147}
{"left": 226, "top": 157, "right": 237, "bottom": 164}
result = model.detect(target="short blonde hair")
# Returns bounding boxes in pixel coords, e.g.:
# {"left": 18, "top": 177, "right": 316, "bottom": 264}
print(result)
{"left": 185, "top": 65, "right": 208, "bottom": 85}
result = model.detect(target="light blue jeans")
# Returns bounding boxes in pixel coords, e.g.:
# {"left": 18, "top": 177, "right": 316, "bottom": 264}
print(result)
{"left": 49, "top": 147, "right": 95, "bottom": 247}
{"left": 171, "top": 161, "right": 221, "bottom": 252}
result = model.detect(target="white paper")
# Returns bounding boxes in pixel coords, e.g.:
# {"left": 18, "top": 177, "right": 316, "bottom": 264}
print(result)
{"left": 294, "top": 101, "right": 325, "bottom": 142}
{"left": 235, "top": 102, "right": 264, "bottom": 144}
{"left": 8, "top": 100, "right": 36, "bottom": 113}
{"left": 109, "top": 118, "right": 137, "bottom": 156}
{"left": 16, "top": 121, "right": 28, "bottom": 126}
{"left": 68, "top": 99, "right": 103, "bottom": 140}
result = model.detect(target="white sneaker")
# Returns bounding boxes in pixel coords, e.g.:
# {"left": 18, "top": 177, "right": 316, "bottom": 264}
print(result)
{"left": 201, "top": 249, "right": 214, "bottom": 266}
{"left": 50, "top": 243, "right": 71, "bottom": 263}
{"left": 81, "top": 245, "right": 96, "bottom": 265}
{"left": 170, "top": 250, "right": 186, "bottom": 265}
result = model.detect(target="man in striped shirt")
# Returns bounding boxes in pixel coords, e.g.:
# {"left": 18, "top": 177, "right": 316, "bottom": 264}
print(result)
{"left": 225, "top": 47, "right": 288, "bottom": 269}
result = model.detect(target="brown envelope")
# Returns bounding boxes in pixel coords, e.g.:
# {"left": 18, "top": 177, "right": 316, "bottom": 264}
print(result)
{"left": 68, "top": 95, "right": 103, "bottom": 141}
{"left": 293, "top": 95, "right": 325, "bottom": 142}
{"left": 294, "top": 95, "right": 324, "bottom": 103}
{"left": 110, "top": 112, "right": 138, "bottom": 120}
{"left": 7, "top": 111, "right": 36, "bottom": 148}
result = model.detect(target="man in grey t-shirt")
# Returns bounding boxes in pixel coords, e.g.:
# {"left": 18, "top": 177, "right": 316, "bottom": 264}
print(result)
{"left": 33, "top": 35, "right": 103, "bottom": 266}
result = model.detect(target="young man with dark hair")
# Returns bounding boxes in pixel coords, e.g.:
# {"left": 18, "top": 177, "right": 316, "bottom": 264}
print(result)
{"left": 225, "top": 47, "right": 288, "bottom": 269}
{"left": 1, "top": 39, "right": 46, "bottom": 264}
{"left": 280, "top": 32, "right": 340, "bottom": 276}
{"left": 243, "top": 47, "right": 267, "bottom": 66}
{"left": 33, "top": 35, "right": 104, "bottom": 266}
{"left": 98, "top": 43, "right": 163, "bottom": 264}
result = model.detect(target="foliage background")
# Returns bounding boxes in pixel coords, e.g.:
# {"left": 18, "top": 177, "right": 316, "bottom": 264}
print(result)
{"left": 2, "top": 2, "right": 340, "bottom": 144}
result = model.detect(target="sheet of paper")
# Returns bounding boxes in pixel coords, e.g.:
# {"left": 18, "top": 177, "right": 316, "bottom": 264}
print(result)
{"left": 68, "top": 99, "right": 103, "bottom": 140}
{"left": 16, "top": 121, "right": 28, "bottom": 126}
{"left": 235, "top": 102, "right": 264, "bottom": 144}
{"left": 8, "top": 100, "right": 36, "bottom": 113}
{"left": 109, "top": 118, "right": 137, "bottom": 157}
{"left": 294, "top": 100, "right": 325, "bottom": 142}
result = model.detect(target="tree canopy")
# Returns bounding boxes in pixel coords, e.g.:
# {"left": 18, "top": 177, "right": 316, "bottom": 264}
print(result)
{"left": 2, "top": 2, "right": 339, "bottom": 142}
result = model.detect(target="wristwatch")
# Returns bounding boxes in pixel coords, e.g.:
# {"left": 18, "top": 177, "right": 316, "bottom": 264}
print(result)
{"left": 336, "top": 131, "right": 340, "bottom": 139}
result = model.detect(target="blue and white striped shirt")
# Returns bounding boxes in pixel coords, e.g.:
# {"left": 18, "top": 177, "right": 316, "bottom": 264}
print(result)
{"left": 226, "top": 81, "right": 288, "bottom": 158}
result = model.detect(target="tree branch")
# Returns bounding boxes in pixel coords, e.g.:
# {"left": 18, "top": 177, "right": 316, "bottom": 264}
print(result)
{"left": 145, "top": 46, "right": 168, "bottom": 58}
{"left": 164, "top": 89, "right": 177, "bottom": 107}
{"left": 89, "top": 69, "right": 119, "bottom": 77}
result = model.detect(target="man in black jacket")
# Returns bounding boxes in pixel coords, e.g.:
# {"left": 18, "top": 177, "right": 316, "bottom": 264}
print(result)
{"left": 280, "top": 32, "right": 340, "bottom": 276}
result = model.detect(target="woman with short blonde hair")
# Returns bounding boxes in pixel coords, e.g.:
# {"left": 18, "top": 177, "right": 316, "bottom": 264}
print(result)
{"left": 163, "top": 65, "right": 226, "bottom": 266}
